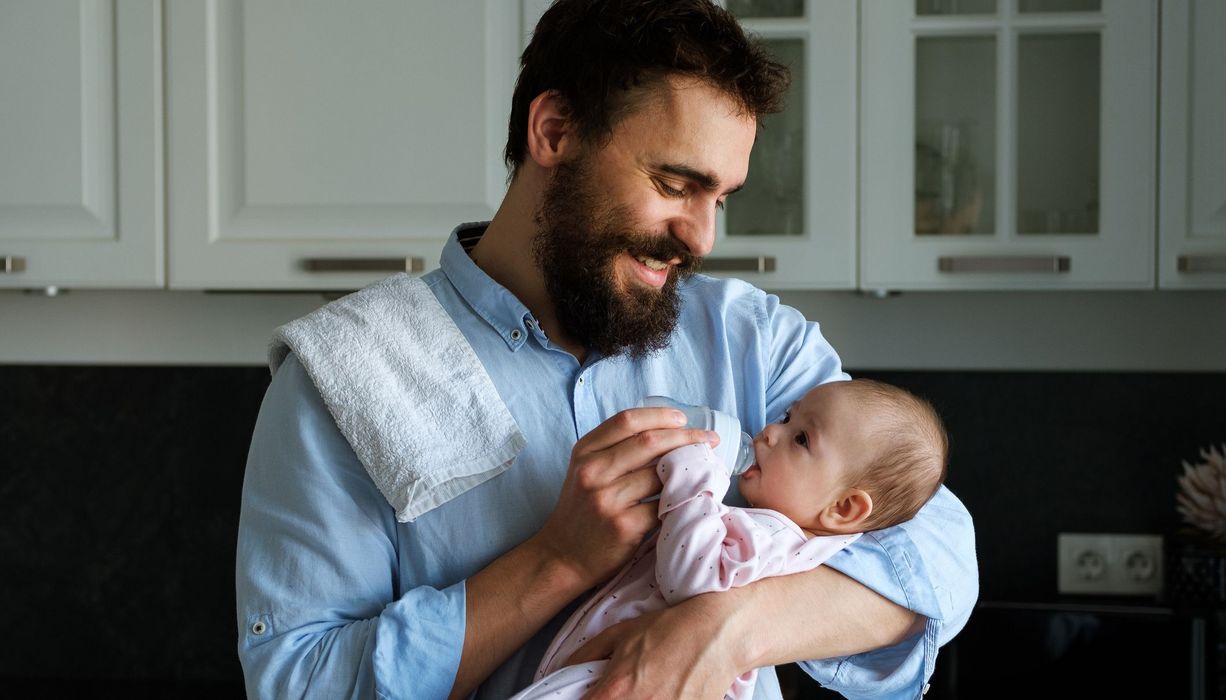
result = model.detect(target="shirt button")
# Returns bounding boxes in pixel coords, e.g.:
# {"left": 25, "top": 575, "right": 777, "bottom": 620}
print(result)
{"left": 251, "top": 621, "right": 268, "bottom": 636}
{"left": 510, "top": 329, "right": 522, "bottom": 341}
{"left": 525, "top": 319, "right": 535, "bottom": 329}
{"left": 923, "top": 683, "right": 931, "bottom": 695}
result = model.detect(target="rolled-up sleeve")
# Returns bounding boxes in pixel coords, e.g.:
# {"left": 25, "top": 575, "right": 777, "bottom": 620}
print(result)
{"left": 236, "top": 353, "right": 466, "bottom": 699}
{"left": 799, "top": 487, "right": 978, "bottom": 699}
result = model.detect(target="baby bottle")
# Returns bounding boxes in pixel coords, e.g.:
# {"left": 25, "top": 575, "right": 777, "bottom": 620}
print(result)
{"left": 640, "top": 396, "right": 755, "bottom": 476}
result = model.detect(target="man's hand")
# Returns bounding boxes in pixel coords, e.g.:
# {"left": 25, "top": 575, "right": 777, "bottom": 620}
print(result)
{"left": 565, "top": 594, "right": 742, "bottom": 699}
{"left": 530, "top": 407, "right": 718, "bottom": 589}
{"left": 562, "top": 566, "right": 925, "bottom": 700}
{"left": 450, "top": 408, "right": 718, "bottom": 699}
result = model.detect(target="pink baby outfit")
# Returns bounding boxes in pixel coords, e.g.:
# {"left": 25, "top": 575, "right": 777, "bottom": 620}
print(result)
{"left": 511, "top": 443, "right": 860, "bottom": 700}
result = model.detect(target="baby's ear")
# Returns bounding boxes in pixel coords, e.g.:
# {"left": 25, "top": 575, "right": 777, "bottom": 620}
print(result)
{"left": 817, "top": 489, "right": 873, "bottom": 533}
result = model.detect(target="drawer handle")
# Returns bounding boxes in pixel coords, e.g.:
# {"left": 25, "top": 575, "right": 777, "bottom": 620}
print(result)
{"left": 1177, "top": 255, "right": 1226, "bottom": 273}
{"left": 700, "top": 256, "right": 777, "bottom": 273}
{"left": 301, "top": 257, "right": 425, "bottom": 273}
{"left": 1, "top": 256, "right": 27, "bottom": 274}
{"left": 938, "top": 256, "right": 1070, "bottom": 273}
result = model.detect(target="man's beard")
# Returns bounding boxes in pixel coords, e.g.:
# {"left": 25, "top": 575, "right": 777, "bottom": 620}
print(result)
{"left": 533, "top": 157, "right": 700, "bottom": 359}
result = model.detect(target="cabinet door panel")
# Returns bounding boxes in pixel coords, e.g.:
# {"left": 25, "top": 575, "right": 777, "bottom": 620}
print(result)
{"left": 167, "top": 0, "right": 519, "bottom": 289}
{"left": 714, "top": 1, "right": 857, "bottom": 290}
{"left": 0, "top": 0, "right": 162, "bottom": 288}
{"left": 1159, "top": 0, "right": 1226, "bottom": 288}
{"left": 861, "top": 1, "right": 1157, "bottom": 290}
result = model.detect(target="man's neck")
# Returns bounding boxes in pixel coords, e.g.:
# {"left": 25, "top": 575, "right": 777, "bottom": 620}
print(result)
{"left": 470, "top": 183, "right": 588, "bottom": 362}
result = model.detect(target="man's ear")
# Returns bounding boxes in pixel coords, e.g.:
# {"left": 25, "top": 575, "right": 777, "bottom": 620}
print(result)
{"left": 816, "top": 488, "right": 873, "bottom": 533}
{"left": 525, "top": 90, "right": 577, "bottom": 168}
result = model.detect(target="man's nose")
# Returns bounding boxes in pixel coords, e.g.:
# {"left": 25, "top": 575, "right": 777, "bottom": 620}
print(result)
{"left": 669, "top": 202, "right": 717, "bottom": 258}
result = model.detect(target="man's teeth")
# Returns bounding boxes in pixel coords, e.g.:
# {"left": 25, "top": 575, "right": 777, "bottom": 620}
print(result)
{"left": 635, "top": 255, "right": 668, "bottom": 271}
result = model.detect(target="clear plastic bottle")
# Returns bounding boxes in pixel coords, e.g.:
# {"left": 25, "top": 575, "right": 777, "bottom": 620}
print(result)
{"left": 640, "top": 396, "right": 755, "bottom": 476}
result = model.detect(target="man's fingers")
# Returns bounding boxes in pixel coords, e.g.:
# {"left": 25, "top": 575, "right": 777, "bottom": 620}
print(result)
{"left": 614, "top": 428, "right": 719, "bottom": 475}
{"left": 621, "top": 499, "right": 662, "bottom": 538}
{"left": 615, "top": 465, "right": 664, "bottom": 506}
{"left": 579, "top": 427, "right": 719, "bottom": 487}
{"left": 564, "top": 621, "right": 623, "bottom": 666}
{"left": 569, "top": 408, "right": 722, "bottom": 490}
{"left": 574, "top": 407, "right": 687, "bottom": 453}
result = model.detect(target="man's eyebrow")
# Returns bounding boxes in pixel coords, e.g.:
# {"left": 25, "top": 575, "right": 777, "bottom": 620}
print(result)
{"left": 656, "top": 163, "right": 745, "bottom": 196}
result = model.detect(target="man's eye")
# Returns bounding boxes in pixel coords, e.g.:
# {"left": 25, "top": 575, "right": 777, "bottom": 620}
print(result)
{"left": 656, "top": 179, "right": 685, "bottom": 197}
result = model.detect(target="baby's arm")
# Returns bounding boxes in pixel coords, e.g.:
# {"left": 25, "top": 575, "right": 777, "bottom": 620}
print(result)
{"left": 654, "top": 444, "right": 735, "bottom": 604}
{"left": 654, "top": 444, "right": 859, "bottom": 607}
{"left": 654, "top": 444, "right": 787, "bottom": 604}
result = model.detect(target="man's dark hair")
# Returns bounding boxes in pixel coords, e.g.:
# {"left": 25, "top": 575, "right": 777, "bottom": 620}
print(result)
{"left": 504, "top": 0, "right": 790, "bottom": 173}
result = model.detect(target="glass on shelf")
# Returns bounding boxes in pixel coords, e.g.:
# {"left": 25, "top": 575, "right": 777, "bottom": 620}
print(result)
{"left": 1018, "top": 0, "right": 1101, "bottom": 13}
{"left": 915, "top": 36, "right": 996, "bottom": 235}
{"left": 1016, "top": 33, "right": 1100, "bottom": 235}
{"left": 726, "top": 39, "right": 804, "bottom": 238}
{"left": 726, "top": 0, "right": 804, "bottom": 19}
{"left": 916, "top": 0, "right": 997, "bottom": 16}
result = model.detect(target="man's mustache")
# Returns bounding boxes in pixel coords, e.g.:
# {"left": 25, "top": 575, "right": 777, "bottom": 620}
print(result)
{"left": 618, "top": 233, "right": 701, "bottom": 275}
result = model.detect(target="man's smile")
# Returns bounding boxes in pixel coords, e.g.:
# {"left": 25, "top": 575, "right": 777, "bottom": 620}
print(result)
{"left": 635, "top": 255, "right": 670, "bottom": 271}
{"left": 625, "top": 252, "right": 673, "bottom": 288}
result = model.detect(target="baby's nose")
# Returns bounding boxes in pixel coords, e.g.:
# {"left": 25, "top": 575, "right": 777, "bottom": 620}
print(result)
{"left": 755, "top": 425, "right": 777, "bottom": 447}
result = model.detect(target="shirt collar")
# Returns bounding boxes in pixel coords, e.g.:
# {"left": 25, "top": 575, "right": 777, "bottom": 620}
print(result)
{"left": 440, "top": 222, "right": 537, "bottom": 351}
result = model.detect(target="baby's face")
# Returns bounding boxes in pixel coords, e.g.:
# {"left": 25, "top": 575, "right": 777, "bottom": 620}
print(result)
{"left": 738, "top": 382, "right": 869, "bottom": 527}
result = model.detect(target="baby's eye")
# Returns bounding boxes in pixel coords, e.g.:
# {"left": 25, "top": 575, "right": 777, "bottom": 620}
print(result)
{"left": 779, "top": 410, "right": 791, "bottom": 424}
{"left": 794, "top": 432, "right": 808, "bottom": 447}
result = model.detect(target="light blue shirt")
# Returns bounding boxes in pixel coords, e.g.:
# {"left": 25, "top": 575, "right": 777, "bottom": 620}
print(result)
{"left": 236, "top": 224, "right": 978, "bottom": 700}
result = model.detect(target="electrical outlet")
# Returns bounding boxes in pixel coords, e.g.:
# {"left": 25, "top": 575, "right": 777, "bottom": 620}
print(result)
{"left": 1057, "top": 533, "right": 1164, "bottom": 596}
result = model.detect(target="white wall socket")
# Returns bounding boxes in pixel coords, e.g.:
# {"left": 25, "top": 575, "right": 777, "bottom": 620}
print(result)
{"left": 1057, "top": 533, "right": 1164, "bottom": 596}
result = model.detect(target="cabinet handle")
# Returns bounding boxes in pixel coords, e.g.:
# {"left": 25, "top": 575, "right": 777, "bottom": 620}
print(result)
{"left": 700, "top": 256, "right": 777, "bottom": 273}
{"left": 1, "top": 256, "right": 27, "bottom": 273}
{"left": 938, "top": 256, "right": 1070, "bottom": 273}
{"left": 1177, "top": 255, "right": 1226, "bottom": 273}
{"left": 301, "top": 257, "right": 425, "bottom": 273}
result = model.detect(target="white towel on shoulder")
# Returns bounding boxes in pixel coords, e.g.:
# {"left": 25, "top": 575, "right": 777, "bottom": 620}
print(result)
{"left": 269, "top": 273, "right": 526, "bottom": 523}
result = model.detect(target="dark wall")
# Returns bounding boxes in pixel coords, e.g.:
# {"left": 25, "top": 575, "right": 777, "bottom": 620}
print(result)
{"left": 1, "top": 366, "right": 1224, "bottom": 691}
{"left": 0, "top": 366, "right": 268, "bottom": 695}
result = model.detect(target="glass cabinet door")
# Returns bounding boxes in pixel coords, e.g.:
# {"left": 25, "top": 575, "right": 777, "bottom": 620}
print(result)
{"left": 710, "top": 0, "right": 856, "bottom": 289}
{"left": 1158, "top": 0, "right": 1226, "bottom": 289}
{"left": 860, "top": 0, "right": 1157, "bottom": 290}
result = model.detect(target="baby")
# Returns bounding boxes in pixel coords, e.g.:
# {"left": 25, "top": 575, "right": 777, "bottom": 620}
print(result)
{"left": 512, "top": 378, "right": 949, "bottom": 700}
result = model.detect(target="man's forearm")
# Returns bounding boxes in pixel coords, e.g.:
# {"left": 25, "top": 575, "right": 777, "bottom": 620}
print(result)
{"left": 447, "top": 535, "right": 590, "bottom": 700}
{"left": 726, "top": 565, "right": 923, "bottom": 671}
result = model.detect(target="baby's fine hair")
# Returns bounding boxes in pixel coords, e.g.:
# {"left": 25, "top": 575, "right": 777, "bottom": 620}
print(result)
{"left": 843, "top": 379, "right": 949, "bottom": 531}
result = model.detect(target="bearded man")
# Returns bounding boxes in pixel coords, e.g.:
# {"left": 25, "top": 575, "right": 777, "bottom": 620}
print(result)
{"left": 236, "top": 1, "right": 977, "bottom": 698}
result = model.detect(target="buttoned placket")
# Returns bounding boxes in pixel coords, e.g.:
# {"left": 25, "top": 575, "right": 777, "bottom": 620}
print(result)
{"left": 572, "top": 360, "right": 607, "bottom": 439}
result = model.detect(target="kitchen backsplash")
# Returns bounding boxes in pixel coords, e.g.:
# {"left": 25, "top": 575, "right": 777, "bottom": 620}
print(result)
{"left": 2, "top": 365, "right": 1223, "bottom": 688}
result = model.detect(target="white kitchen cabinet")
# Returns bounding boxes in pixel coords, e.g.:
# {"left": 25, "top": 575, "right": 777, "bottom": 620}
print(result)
{"left": 0, "top": 0, "right": 162, "bottom": 289}
{"left": 712, "top": 0, "right": 858, "bottom": 289}
{"left": 860, "top": 0, "right": 1158, "bottom": 290}
{"left": 1158, "top": 0, "right": 1226, "bottom": 289}
{"left": 165, "top": 0, "right": 520, "bottom": 290}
